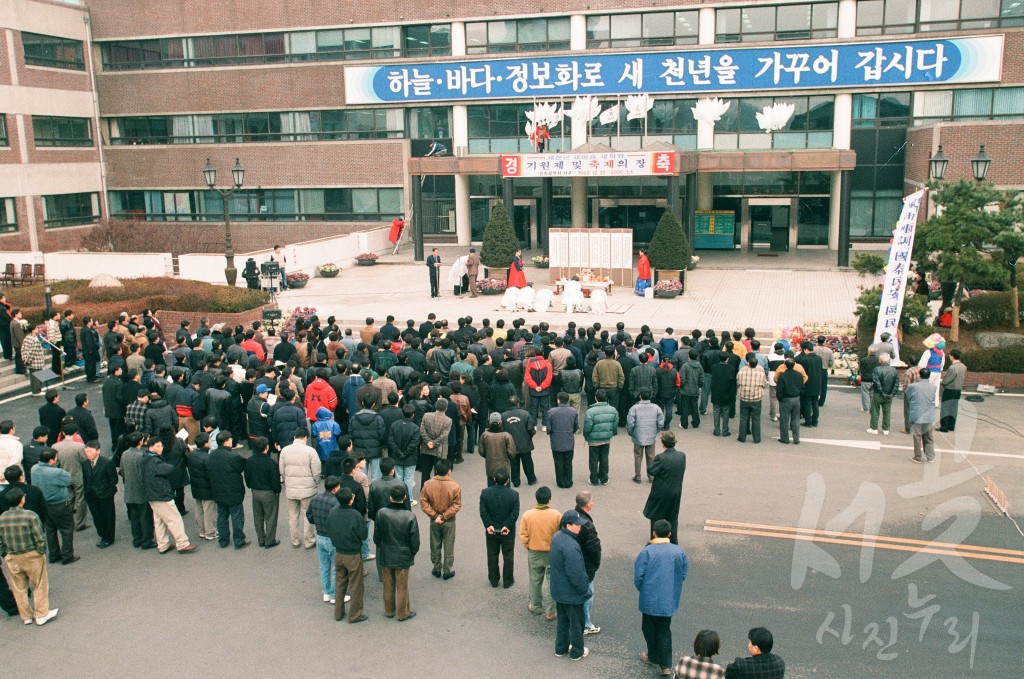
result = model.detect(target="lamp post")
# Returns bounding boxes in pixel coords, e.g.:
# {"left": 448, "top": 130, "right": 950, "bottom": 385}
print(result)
{"left": 203, "top": 158, "right": 245, "bottom": 286}
{"left": 44, "top": 285, "right": 52, "bottom": 319}
{"left": 928, "top": 144, "right": 990, "bottom": 182}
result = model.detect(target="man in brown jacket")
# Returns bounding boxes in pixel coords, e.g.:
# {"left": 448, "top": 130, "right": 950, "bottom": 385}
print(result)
{"left": 418, "top": 398, "right": 452, "bottom": 484}
{"left": 480, "top": 413, "right": 516, "bottom": 484}
{"left": 420, "top": 459, "right": 461, "bottom": 580}
{"left": 592, "top": 348, "right": 625, "bottom": 410}
{"left": 519, "top": 485, "right": 561, "bottom": 620}
{"left": 466, "top": 248, "right": 480, "bottom": 297}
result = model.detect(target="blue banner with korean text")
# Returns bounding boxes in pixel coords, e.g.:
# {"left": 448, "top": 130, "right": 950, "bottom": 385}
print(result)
{"left": 345, "top": 36, "right": 1002, "bottom": 104}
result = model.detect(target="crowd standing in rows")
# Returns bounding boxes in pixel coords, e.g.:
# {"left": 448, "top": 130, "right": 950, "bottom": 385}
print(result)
{"left": 0, "top": 306, "right": 968, "bottom": 677}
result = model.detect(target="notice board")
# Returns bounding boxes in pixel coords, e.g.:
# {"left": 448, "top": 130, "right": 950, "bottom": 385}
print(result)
{"left": 694, "top": 211, "right": 736, "bottom": 250}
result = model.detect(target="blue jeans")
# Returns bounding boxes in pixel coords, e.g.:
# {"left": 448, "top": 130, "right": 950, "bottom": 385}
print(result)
{"left": 317, "top": 534, "right": 336, "bottom": 597}
{"left": 395, "top": 464, "right": 416, "bottom": 501}
{"left": 583, "top": 588, "right": 595, "bottom": 628}
{"left": 367, "top": 458, "right": 382, "bottom": 483}
{"left": 361, "top": 520, "right": 371, "bottom": 558}
{"left": 216, "top": 503, "right": 246, "bottom": 548}
{"left": 699, "top": 373, "right": 713, "bottom": 413}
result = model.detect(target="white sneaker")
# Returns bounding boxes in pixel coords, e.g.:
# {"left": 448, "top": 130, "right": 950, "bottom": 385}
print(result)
{"left": 571, "top": 647, "right": 589, "bottom": 661}
{"left": 363, "top": 553, "right": 376, "bottom": 561}
{"left": 866, "top": 428, "right": 878, "bottom": 434}
{"left": 410, "top": 500, "right": 418, "bottom": 506}
{"left": 882, "top": 430, "right": 889, "bottom": 436}
{"left": 344, "top": 595, "right": 351, "bottom": 603}
{"left": 583, "top": 625, "right": 601, "bottom": 635}
{"left": 35, "top": 609, "right": 58, "bottom": 626}
{"left": 323, "top": 594, "right": 331, "bottom": 603}
{"left": 330, "top": 598, "right": 336, "bottom": 605}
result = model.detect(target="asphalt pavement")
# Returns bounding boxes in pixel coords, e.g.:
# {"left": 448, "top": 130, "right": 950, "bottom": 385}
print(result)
{"left": 0, "top": 378, "right": 1020, "bottom": 678}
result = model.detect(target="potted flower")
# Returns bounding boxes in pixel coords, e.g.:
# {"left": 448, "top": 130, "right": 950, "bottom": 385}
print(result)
{"left": 317, "top": 263, "right": 340, "bottom": 278}
{"left": 531, "top": 255, "right": 550, "bottom": 269}
{"left": 687, "top": 255, "right": 700, "bottom": 271}
{"left": 286, "top": 272, "right": 309, "bottom": 289}
{"left": 356, "top": 252, "right": 379, "bottom": 266}
{"left": 653, "top": 279, "right": 683, "bottom": 299}
{"left": 477, "top": 277, "right": 508, "bottom": 295}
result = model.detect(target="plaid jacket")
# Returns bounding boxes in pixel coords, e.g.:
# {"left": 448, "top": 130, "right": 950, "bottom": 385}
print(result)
{"left": 676, "top": 655, "right": 725, "bottom": 679}
{"left": 0, "top": 506, "right": 46, "bottom": 557}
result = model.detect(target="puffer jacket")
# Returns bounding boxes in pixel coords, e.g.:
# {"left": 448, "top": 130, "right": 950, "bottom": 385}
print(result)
{"left": 349, "top": 409, "right": 386, "bottom": 459}
{"left": 143, "top": 397, "right": 179, "bottom": 439}
{"left": 626, "top": 399, "right": 664, "bottom": 446}
{"left": 310, "top": 407, "right": 341, "bottom": 460}
{"left": 279, "top": 440, "right": 322, "bottom": 500}
{"left": 271, "top": 401, "right": 307, "bottom": 448}
{"left": 141, "top": 451, "right": 174, "bottom": 502}
{"left": 629, "top": 362, "right": 658, "bottom": 398}
{"left": 655, "top": 363, "right": 680, "bottom": 401}
{"left": 186, "top": 448, "right": 214, "bottom": 501}
{"left": 679, "top": 359, "right": 704, "bottom": 397}
{"left": 583, "top": 401, "right": 618, "bottom": 444}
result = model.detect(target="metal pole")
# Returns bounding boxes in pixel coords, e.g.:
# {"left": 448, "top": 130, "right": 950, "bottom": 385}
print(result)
{"left": 837, "top": 169, "right": 852, "bottom": 267}
{"left": 44, "top": 286, "right": 53, "bottom": 319}
{"left": 412, "top": 176, "right": 424, "bottom": 262}
{"left": 221, "top": 188, "right": 238, "bottom": 286}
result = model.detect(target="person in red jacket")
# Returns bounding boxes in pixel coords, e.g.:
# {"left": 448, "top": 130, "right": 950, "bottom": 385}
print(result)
{"left": 524, "top": 348, "right": 554, "bottom": 431}
{"left": 239, "top": 331, "right": 266, "bottom": 363}
{"left": 304, "top": 369, "right": 338, "bottom": 422}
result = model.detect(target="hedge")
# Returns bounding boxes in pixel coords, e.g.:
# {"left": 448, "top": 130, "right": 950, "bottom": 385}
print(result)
{"left": 6, "top": 278, "right": 270, "bottom": 324}
{"left": 959, "top": 291, "right": 1024, "bottom": 329}
{"left": 959, "top": 345, "right": 1024, "bottom": 373}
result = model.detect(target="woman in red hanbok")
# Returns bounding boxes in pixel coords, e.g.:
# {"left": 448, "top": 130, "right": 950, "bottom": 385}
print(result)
{"left": 507, "top": 249, "right": 528, "bottom": 289}
{"left": 635, "top": 249, "right": 652, "bottom": 296}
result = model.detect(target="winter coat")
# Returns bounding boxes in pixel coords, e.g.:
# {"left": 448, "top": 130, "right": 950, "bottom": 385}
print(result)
{"left": 349, "top": 409, "right": 386, "bottom": 459}
{"left": 549, "top": 529, "right": 592, "bottom": 605}
{"left": 162, "top": 439, "right": 191, "bottom": 489}
{"left": 304, "top": 378, "right": 338, "bottom": 421}
{"left": 118, "top": 447, "right": 147, "bottom": 504}
{"left": 488, "top": 379, "right": 517, "bottom": 414}
{"left": 629, "top": 363, "right": 658, "bottom": 398}
{"left": 143, "top": 398, "right": 179, "bottom": 440}
{"left": 386, "top": 418, "right": 421, "bottom": 467}
{"left": 583, "top": 401, "right": 618, "bottom": 444}
{"left": 501, "top": 408, "right": 536, "bottom": 455}
{"left": 310, "top": 407, "right": 341, "bottom": 460}
{"left": 546, "top": 403, "right": 578, "bottom": 452}
{"left": 271, "top": 402, "right": 307, "bottom": 448}
{"left": 207, "top": 447, "right": 247, "bottom": 506}
{"left": 872, "top": 364, "right": 900, "bottom": 399}
{"left": 186, "top": 448, "right": 214, "bottom": 501}
{"left": 479, "top": 430, "right": 516, "bottom": 479}
{"left": 102, "top": 375, "right": 126, "bottom": 419}
{"left": 592, "top": 358, "right": 624, "bottom": 390}
{"left": 141, "top": 451, "right": 175, "bottom": 502}
{"left": 710, "top": 362, "right": 736, "bottom": 405}
{"left": 279, "top": 441, "right": 322, "bottom": 500}
{"left": 634, "top": 541, "right": 689, "bottom": 617}
{"left": 642, "top": 448, "right": 686, "bottom": 523}
{"left": 246, "top": 396, "right": 271, "bottom": 440}
{"left": 679, "top": 359, "right": 704, "bottom": 397}
{"left": 374, "top": 506, "right": 420, "bottom": 569}
{"left": 626, "top": 399, "right": 664, "bottom": 446}
{"left": 655, "top": 364, "right": 680, "bottom": 401}
{"left": 479, "top": 483, "right": 519, "bottom": 533}
{"left": 524, "top": 357, "right": 554, "bottom": 395}
{"left": 576, "top": 508, "right": 602, "bottom": 581}
{"left": 419, "top": 411, "right": 451, "bottom": 459}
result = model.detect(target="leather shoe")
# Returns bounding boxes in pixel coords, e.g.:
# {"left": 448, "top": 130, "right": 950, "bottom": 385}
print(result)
{"left": 350, "top": 615, "right": 369, "bottom": 624}
{"left": 398, "top": 611, "right": 417, "bottom": 621}
{"left": 265, "top": 540, "right": 280, "bottom": 549}
{"left": 96, "top": 541, "right": 111, "bottom": 549}
{"left": 235, "top": 540, "right": 252, "bottom": 550}
{"left": 177, "top": 544, "right": 198, "bottom": 553}
{"left": 75, "top": 525, "right": 90, "bottom": 532}
{"left": 503, "top": 580, "right": 515, "bottom": 589}
{"left": 432, "top": 568, "right": 442, "bottom": 578}
{"left": 442, "top": 571, "right": 456, "bottom": 580}
{"left": 61, "top": 556, "right": 81, "bottom": 565}
{"left": 140, "top": 542, "right": 157, "bottom": 550}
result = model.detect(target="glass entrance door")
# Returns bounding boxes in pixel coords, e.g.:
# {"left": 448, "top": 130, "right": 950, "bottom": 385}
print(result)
{"left": 513, "top": 203, "right": 533, "bottom": 249}
{"left": 750, "top": 204, "right": 790, "bottom": 252}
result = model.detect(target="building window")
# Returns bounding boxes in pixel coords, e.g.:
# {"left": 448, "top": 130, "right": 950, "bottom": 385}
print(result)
{"left": 107, "top": 109, "right": 406, "bottom": 145}
{"left": 0, "top": 115, "right": 7, "bottom": 146}
{"left": 589, "top": 98, "right": 698, "bottom": 150}
{"left": 852, "top": 91, "right": 912, "bottom": 127}
{"left": 467, "top": 104, "right": 574, "bottom": 154}
{"left": 587, "top": 11, "right": 699, "bottom": 48}
{"left": 44, "top": 192, "right": 100, "bottom": 228}
{"left": 100, "top": 24, "right": 451, "bottom": 70}
{"left": 110, "top": 188, "right": 403, "bottom": 222}
{"left": 22, "top": 32, "right": 85, "bottom": 70}
{"left": 466, "top": 18, "right": 570, "bottom": 54}
{"left": 33, "top": 116, "right": 93, "bottom": 147}
{"left": 0, "top": 198, "right": 16, "bottom": 233}
{"left": 713, "top": 96, "right": 834, "bottom": 150}
{"left": 911, "top": 87, "right": 1024, "bottom": 124}
{"left": 857, "top": 0, "right": 1024, "bottom": 34}
{"left": 716, "top": 3, "right": 838, "bottom": 43}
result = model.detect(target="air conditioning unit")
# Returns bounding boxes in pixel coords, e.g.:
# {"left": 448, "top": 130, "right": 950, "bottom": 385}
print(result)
{"left": 455, "top": 145, "right": 467, "bottom": 157}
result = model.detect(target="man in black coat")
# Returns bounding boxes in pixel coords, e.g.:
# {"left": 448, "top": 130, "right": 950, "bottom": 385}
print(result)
{"left": 375, "top": 484, "right": 420, "bottom": 621}
{"left": 80, "top": 316, "right": 102, "bottom": 383}
{"left": 38, "top": 390, "right": 65, "bottom": 446}
{"left": 501, "top": 396, "right": 537, "bottom": 488}
{"left": 574, "top": 491, "right": 602, "bottom": 635}
{"left": 67, "top": 393, "right": 100, "bottom": 443}
{"left": 795, "top": 341, "right": 823, "bottom": 427}
{"left": 243, "top": 436, "right": 281, "bottom": 548}
{"left": 385, "top": 405, "right": 421, "bottom": 503}
{"left": 102, "top": 365, "right": 126, "bottom": 444}
{"left": 82, "top": 441, "right": 118, "bottom": 548}
{"left": 478, "top": 467, "right": 519, "bottom": 589}
{"left": 207, "top": 431, "right": 249, "bottom": 549}
{"left": 642, "top": 431, "right": 686, "bottom": 545}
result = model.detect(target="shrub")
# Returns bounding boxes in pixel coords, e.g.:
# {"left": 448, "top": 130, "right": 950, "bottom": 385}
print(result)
{"left": 852, "top": 252, "right": 886, "bottom": 276}
{"left": 6, "top": 278, "right": 269, "bottom": 324}
{"left": 853, "top": 286, "right": 931, "bottom": 358}
{"left": 958, "top": 291, "right": 1023, "bottom": 329}
{"left": 960, "top": 345, "right": 1024, "bottom": 373}
{"left": 480, "top": 203, "right": 518, "bottom": 269}
{"left": 647, "top": 210, "right": 691, "bottom": 270}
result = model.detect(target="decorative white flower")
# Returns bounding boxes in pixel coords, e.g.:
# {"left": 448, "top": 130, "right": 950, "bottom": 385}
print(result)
{"left": 624, "top": 93, "right": 654, "bottom": 121}
{"left": 755, "top": 102, "right": 796, "bottom": 133}
{"left": 568, "top": 96, "right": 602, "bottom": 125}
{"left": 691, "top": 98, "right": 731, "bottom": 125}
{"left": 525, "top": 102, "right": 563, "bottom": 130}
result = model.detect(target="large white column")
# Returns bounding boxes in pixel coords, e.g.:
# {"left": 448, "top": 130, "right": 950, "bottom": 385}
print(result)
{"left": 837, "top": 0, "right": 857, "bottom": 39}
{"left": 570, "top": 15, "right": 586, "bottom": 51}
{"left": 455, "top": 174, "right": 471, "bottom": 244}
{"left": 698, "top": 7, "right": 716, "bottom": 45}
{"left": 696, "top": 173, "right": 714, "bottom": 210}
{"left": 451, "top": 21, "right": 466, "bottom": 56}
{"left": 829, "top": 93, "right": 853, "bottom": 249}
{"left": 571, "top": 177, "right": 588, "bottom": 228}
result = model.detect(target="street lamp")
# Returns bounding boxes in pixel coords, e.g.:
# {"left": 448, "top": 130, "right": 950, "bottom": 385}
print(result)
{"left": 203, "top": 158, "right": 245, "bottom": 286}
{"left": 928, "top": 145, "right": 949, "bottom": 181}
{"left": 970, "top": 144, "right": 991, "bottom": 182}
{"left": 928, "top": 144, "right": 991, "bottom": 182}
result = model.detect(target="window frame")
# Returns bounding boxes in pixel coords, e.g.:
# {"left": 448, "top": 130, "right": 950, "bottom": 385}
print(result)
{"left": 856, "top": 0, "right": 1024, "bottom": 35}
{"left": 43, "top": 192, "right": 100, "bottom": 228}
{"left": 586, "top": 10, "right": 700, "bottom": 49}
{"left": 465, "top": 17, "right": 571, "bottom": 54}
{"left": 0, "top": 198, "right": 16, "bottom": 234}
{"left": 33, "top": 115, "right": 94, "bottom": 148}
{"left": 0, "top": 114, "right": 7, "bottom": 147}
{"left": 22, "top": 32, "right": 85, "bottom": 70}
{"left": 716, "top": 3, "right": 838, "bottom": 43}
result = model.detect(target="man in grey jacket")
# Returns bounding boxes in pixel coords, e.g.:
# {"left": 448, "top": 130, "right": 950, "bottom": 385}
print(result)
{"left": 279, "top": 429, "right": 322, "bottom": 549}
{"left": 547, "top": 393, "right": 578, "bottom": 489}
{"left": 868, "top": 353, "right": 899, "bottom": 435}
{"left": 939, "top": 349, "right": 968, "bottom": 433}
{"left": 626, "top": 388, "right": 664, "bottom": 484}
{"left": 118, "top": 432, "right": 155, "bottom": 549}
{"left": 677, "top": 350, "right": 704, "bottom": 430}
{"left": 906, "top": 369, "right": 937, "bottom": 463}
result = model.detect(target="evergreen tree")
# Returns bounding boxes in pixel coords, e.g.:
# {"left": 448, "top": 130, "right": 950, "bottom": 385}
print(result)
{"left": 480, "top": 203, "right": 519, "bottom": 269}
{"left": 647, "top": 210, "right": 691, "bottom": 270}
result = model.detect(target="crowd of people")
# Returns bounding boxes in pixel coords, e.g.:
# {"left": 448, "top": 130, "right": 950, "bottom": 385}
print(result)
{"left": 0, "top": 305, "right": 974, "bottom": 676}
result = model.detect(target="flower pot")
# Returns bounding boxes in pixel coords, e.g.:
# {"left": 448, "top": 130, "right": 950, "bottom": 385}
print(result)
{"left": 318, "top": 269, "right": 339, "bottom": 278}
{"left": 654, "top": 290, "right": 680, "bottom": 299}
{"left": 356, "top": 259, "right": 377, "bottom": 266}
{"left": 533, "top": 262, "right": 549, "bottom": 269}
{"left": 288, "top": 278, "right": 308, "bottom": 289}
{"left": 480, "top": 288, "right": 504, "bottom": 295}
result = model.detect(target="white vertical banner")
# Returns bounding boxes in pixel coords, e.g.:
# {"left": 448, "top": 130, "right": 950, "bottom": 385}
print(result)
{"left": 873, "top": 189, "right": 925, "bottom": 363}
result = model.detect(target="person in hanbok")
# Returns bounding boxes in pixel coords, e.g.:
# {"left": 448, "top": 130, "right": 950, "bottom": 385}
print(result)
{"left": 449, "top": 255, "right": 469, "bottom": 297}
{"left": 635, "top": 249, "right": 652, "bottom": 297}
{"left": 507, "top": 250, "right": 528, "bottom": 289}
{"left": 589, "top": 288, "right": 608, "bottom": 315}
{"left": 501, "top": 286, "right": 520, "bottom": 311}
{"left": 918, "top": 333, "right": 945, "bottom": 408}
{"left": 517, "top": 285, "right": 536, "bottom": 311}
{"left": 562, "top": 276, "right": 585, "bottom": 314}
